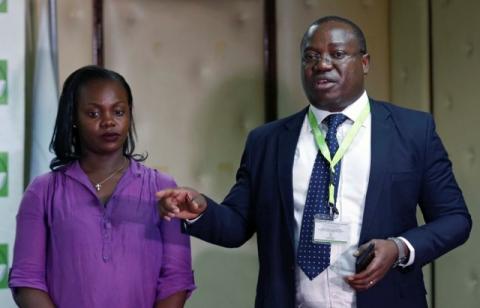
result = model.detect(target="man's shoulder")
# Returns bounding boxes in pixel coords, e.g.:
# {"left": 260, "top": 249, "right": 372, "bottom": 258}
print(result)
{"left": 371, "top": 99, "right": 436, "bottom": 145}
{"left": 371, "top": 99, "right": 433, "bottom": 127}
{"left": 371, "top": 99, "right": 431, "bottom": 119}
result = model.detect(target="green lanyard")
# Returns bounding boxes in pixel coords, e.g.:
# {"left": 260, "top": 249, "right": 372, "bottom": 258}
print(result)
{"left": 307, "top": 102, "right": 370, "bottom": 209}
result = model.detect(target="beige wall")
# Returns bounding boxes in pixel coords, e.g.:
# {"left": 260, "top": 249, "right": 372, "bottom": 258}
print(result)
{"left": 431, "top": 1, "right": 480, "bottom": 307}
{"left": 390, "top": 0, "right": 430, "bottom": 111}
{"left": 389, "top": 1, "right": 432, "bottom": 306}
{"left": 57, "top": 0, "right": 92, "bottom": 83}
{"left": 104, "top": 1, "right": 264, "bottom": 307}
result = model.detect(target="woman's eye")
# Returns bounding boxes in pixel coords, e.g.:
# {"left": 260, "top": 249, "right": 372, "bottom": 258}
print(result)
{"left": 115, "top": 110, "right": 125, "bottom": 116}
{"left": 87, "top": 111, "right": 100, "bottom": 118}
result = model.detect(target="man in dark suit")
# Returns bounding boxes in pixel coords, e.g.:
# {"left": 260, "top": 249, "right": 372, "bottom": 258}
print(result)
{"left": 158, "top": 16, "right": 471, "bottom": 308}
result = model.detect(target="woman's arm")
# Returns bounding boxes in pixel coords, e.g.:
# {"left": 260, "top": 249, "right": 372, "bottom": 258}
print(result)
{"left": 155, "top": 177, "right": 196, "bottom": 304}
{"left": 13, "top": 287, "right": 55, "bottom": 308}
{"left": 9, "top": 182, "right": 52, "bottom": 305}
{"left": 154, "top": 291, "right": 187, "bottom": 308}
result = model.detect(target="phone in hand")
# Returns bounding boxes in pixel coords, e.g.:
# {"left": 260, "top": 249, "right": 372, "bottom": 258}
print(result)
{"left": 355, "top": 242, "right": 375, "bottom": 273}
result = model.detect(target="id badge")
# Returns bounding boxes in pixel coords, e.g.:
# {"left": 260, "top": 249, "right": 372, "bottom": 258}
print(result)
{"left": 313, "top": 214, "right": 350, "bottom": 244}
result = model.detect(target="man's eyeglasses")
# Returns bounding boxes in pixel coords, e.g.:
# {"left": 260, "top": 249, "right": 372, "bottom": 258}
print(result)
{"left": 302, "top": 50, "right": 365, "bottom": 66}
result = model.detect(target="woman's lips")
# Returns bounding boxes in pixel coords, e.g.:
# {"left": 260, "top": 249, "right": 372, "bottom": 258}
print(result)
{"left": 101, "top": 133, "right": 120, "bottom": 142}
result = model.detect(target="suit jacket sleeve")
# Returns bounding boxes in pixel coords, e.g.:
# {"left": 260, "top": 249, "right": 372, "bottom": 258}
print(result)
{"left": 401, "top": 114, "right": 471, "bottom": 266}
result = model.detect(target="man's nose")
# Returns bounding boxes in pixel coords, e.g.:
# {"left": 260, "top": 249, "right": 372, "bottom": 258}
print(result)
{"left": 313, "top": 56, "right": 333, "bottom": 70}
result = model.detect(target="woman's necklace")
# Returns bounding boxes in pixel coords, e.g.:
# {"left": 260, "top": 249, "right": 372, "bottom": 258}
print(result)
{"left": 94, "top": 158, "right": 128, "bottom": 191}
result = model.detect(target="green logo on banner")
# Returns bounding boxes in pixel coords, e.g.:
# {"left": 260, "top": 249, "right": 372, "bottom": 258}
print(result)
{"left": 0, "top": 60, "right": 7, "bottom": 105}
{"left": 0, "top": 152, "right": 7, "bottom": 197}
{"left": 0, "top": 244, "right": 8, "bottom": 289}
{"left": 0, "top": 0, "right": 6, "bottom": 13}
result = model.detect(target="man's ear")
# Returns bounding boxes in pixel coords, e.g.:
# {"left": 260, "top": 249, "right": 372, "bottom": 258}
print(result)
{"left": 362, "top": 53, "right": 370, "bottom": 75}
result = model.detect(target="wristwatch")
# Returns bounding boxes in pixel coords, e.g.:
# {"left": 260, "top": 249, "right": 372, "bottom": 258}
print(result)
{"left": 388, "top": 237, "right": 408, "bottom": 267}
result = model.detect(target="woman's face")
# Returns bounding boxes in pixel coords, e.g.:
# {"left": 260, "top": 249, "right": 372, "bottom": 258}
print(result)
{"left": 75, "top": 79, "right": 131, "bottom": 157}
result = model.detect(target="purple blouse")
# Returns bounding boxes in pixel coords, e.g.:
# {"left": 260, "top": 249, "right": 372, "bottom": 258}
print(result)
{"left": 9, "top": 160, "right": 195, "bottom": 308}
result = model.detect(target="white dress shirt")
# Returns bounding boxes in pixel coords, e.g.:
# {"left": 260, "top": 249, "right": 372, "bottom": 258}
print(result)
{"left": 293, "top": 92, "right": 371, "bottom": 308}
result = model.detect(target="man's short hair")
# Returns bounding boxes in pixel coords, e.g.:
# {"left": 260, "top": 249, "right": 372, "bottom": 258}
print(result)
{"left": 300, "top": 16, "right": 367, "bottom": 55}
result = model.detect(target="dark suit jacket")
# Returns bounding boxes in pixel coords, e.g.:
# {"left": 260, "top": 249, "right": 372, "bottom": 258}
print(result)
{"left": 185, "top": 99, "right": 472, "bottom": 308}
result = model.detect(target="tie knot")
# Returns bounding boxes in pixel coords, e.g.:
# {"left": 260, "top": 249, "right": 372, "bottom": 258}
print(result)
{"left": 324, "top": 113, "right": 348, "bottom": 133}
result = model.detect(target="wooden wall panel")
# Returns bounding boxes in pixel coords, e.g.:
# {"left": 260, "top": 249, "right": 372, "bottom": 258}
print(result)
{"left": 104, "top": 1, "right": 264, "bottom": 307}
{"left": 432, "top": 1, "right": 480, "bottom": 306}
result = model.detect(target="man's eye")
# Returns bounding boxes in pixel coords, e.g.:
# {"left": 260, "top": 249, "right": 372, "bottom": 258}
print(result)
{"left": 332, "top": 50, "right": 346, "bottom": 59}
{"left": 303, "top": 53, "right": 317, "bottom": 62}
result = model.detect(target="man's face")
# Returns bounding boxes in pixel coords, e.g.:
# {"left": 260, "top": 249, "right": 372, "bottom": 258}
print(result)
{"left": 301, "top": 21, "right": 370, "bottom": 111}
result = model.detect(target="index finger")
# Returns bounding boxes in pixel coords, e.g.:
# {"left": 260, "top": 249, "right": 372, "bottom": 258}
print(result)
{"left": 156, "top": 188, "right": 180, "bottom": 199}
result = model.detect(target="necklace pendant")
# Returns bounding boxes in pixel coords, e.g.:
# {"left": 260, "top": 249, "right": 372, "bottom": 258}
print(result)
{"left": 91, "top": 158, "right": 127, "bottom": 193}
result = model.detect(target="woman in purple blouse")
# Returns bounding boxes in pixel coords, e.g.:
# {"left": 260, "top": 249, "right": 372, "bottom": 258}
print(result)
{"left": 9, "top": 66, "right": 195, "bottom": 308}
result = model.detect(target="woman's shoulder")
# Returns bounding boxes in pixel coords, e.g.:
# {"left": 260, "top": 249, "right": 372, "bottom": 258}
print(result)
{"left": 26, "top": 164, "right": 71, "bottom": 195}
{"left": 27, "top": 170, "right": 57, "bottom": 190}
{"left": 132, "top": 160, "right": 177, "bottom": 189}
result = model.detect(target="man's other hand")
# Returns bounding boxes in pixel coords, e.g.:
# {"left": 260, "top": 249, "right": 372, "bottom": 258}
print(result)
{"left": 346, "top": 239, "right": 399, "bottom": 291}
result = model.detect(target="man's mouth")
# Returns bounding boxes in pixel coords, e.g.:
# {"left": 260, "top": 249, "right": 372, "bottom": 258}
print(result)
{"left": 314, "top": 78, "right": 336, "bottom": 90}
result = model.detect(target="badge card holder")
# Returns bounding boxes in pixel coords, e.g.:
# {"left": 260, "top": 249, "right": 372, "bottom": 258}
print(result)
{"left": 313, "top": 213, "right": 350, "bottom": 244}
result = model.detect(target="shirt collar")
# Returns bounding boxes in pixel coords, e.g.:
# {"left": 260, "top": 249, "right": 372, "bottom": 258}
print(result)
{"left": 308, "top": 91, "right": 370, "bottom": 131}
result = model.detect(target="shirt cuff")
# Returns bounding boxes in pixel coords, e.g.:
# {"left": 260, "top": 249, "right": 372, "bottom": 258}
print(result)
{"left": 185, "top": 214, "right": 204, "bottom": 224}
{"left": 397, "top": 236, "right": 415, "bottom": 267}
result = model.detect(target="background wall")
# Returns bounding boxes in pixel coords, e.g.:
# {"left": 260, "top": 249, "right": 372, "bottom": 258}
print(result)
{"left": 104, "top": 1, "right": 265, "bottom": 306}
{"left": 57, "top": 1, "right": 92, "bottom": 83}
{"left": 389, "top": 0, "right": 432, "bottom": 306}
{"left": 431, "top": 0, "right": 480, "bottom": 306}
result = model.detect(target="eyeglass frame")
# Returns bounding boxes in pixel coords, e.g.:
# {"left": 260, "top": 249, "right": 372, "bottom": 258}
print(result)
{"left": 302, "top": 49, "right": 367, "bottom": 66}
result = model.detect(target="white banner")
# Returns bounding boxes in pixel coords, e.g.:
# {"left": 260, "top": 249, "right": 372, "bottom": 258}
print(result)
{"left": 29, "top": 0, "right": 58, "bottom": 181}
{"left": 0, "top": 0, "right": 26, "bottom": 307}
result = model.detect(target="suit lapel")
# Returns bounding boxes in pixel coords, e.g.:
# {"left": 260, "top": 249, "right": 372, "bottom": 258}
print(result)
{"left": 359, "top": 100, "right": 392, "bottom": 243}
{"left": 277, "top": 108, "right": 307, "bottom": 248}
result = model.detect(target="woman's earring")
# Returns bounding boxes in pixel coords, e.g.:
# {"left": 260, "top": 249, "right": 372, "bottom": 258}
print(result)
{"left": 73, "top": 124, "right": 77, "bottom": 129}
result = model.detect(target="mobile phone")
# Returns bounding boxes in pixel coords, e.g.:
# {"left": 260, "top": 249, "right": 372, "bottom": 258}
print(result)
{"left": 355, "top": 242, "right": 375, "bottom": 273}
